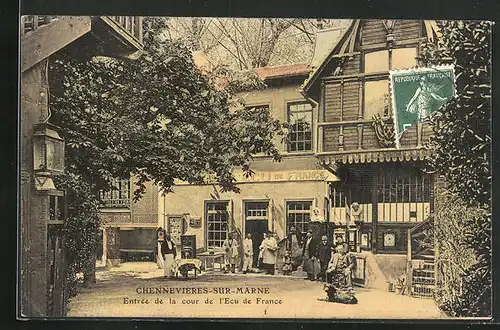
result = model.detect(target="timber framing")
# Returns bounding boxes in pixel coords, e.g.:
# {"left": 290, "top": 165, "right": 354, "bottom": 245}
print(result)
{"left": 21, "top": 16, "right": 92, "bottom": 73}
{"left": 301, "top": 20, "right": 440, "bottom": 98}
{"left": 21, "top": 16, "right": 144, "bottom": 73}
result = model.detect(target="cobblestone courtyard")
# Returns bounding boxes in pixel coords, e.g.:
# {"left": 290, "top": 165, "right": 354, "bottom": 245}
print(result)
{"left": 66, "top": 262, "right": 447, "bottom": 319}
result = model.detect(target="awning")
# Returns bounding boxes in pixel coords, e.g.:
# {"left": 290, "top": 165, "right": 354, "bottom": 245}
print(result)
{"left": 318, "top": 147, "right": 432, "bottom": 166}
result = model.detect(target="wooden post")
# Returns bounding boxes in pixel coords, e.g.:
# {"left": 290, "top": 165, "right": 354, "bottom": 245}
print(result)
{"left": 371, "top": 167, "right": 379, "bottom": 253}
{"left": 407, "top": 228, "right": 413, "bottom": 295}
{"left": 101, "top": 227, "right": 107, "bottom": 265}
{"left": 417, "top": 122, "right": 423, "bottom": 148}
{"left": 358, "top": 80, "right": 364, "bottom": 120}
{"left": 137, "top": 17, "right": 143, "bottom": 43}
{"left": 339, "top": 79, "right": 344, "bottom": 151}
{"left": 319, "top": 81, "right": 326, "bottom": 153}
{"left": 357, "top": 124, "right": 363, "bottom": 149}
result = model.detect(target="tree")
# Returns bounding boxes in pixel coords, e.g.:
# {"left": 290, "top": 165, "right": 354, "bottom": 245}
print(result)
{"left": 49, "top": 17, "right": 287, "bottom": 294}
{"left": 165, "top": 17, "right": 350, "bottom": 69}
{"left": 420, "top": 20, "right": 492, "bottom": 317}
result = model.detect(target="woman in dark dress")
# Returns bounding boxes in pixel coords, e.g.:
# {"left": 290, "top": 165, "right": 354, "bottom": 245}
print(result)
{"left": 161, "top": 234, "right": 177, "bottom": 278}
{"left": 286, "top": 226, "right": 303, "bottom": 271}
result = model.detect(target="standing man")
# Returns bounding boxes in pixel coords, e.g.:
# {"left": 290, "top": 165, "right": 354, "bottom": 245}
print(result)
{"left": 302, "top": 229, "right": 318, "bottom": 281}
{"left": 259, "top": 231, "right": 278, "bottom": 275}
{"left": 242, "top": 233, "right": 254, "bottom": 274}
{"left": 317, "top": 235, "right": 332, "bottom": 282}
{"left": 223, "top": 232, "right": 239, "bottom": 273}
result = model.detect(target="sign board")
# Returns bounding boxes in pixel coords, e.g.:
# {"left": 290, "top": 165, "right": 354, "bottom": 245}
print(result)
{"left": 175, "top": 170, "right": 339, "bottom": 185}
{"left": 189, "top": 217, "right": 202, "bottom": 228}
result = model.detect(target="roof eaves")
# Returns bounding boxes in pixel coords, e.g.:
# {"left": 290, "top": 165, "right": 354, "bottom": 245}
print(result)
{"left": 300, "top": 20, "right": 358, "bottom": 96}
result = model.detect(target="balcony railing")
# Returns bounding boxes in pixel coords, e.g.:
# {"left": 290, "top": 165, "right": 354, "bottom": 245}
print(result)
{"left": 108, "top": 16, "right": 143, "bottom": 44}
{"left": 20, "top": 15, "right": 57, "bottom": 35}
{"left": 100, "top": 198, "right": 131, "bottom": 208}
{"left": 21, "top": 15, "right": 143, "bottom": 44}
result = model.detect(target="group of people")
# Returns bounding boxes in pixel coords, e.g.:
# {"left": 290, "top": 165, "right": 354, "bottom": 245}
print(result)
{"left": 221, "top": 227, "right": 355, "bottom": 285}
{"left": 159, "top": 227, "right": 356, "bottom": 303}
{"left": 222, "top": 231, "right": 278, "bottom": 275}
{"left": 287, "top": 227, "right": 357, "bottom": 304}
{"left": 288, "top": 227, "right": 353, "bottom": 283}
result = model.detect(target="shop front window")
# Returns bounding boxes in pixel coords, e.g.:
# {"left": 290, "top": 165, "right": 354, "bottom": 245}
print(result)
{"left": 286, "top": 201, "right": 312, "bottom": 235}
{"left": 378, "top": 169, "right": 432, "bottom": 222}
{"left": 245, "top": 202, "right": 268, "bottom": 220}
{"left": 206, "top": 201, "right": 229, "bottom": 248}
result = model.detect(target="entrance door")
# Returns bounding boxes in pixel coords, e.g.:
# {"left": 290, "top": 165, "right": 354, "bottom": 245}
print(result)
{"left": 245, "top": 220, "right": 268, "bottom": 267}
{"left": 244, "top": 201, "right": 269, "bottom": 267}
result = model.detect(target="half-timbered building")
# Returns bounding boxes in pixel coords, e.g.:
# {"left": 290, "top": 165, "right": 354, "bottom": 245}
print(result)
{"left": 302, "top": 19, "right": 440, "bottom": 254}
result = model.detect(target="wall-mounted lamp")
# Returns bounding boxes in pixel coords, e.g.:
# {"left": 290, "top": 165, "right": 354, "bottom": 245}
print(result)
{"left": 33, "top": 123, "right": 65, "bottom": 191}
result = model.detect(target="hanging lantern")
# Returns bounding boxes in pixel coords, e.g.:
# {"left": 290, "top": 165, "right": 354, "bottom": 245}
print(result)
{"left": 33, "top": 122, "right": 65, "bottom": 174}
{"left": 33, "top": 123, "right": 64, "bottom": 191}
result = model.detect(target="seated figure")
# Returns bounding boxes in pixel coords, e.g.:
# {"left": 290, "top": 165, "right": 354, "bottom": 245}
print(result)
{"left": 324, "top": 245, "right": 357, "bottom": 304}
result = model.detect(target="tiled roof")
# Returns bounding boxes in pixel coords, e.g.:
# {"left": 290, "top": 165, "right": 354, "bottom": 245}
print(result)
{"left": 254, "top": 63, "right": 311, "bottom": 80}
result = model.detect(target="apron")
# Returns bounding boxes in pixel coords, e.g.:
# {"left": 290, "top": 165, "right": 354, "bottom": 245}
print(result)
{"left": 163, "top": 241, "right": 175, "bottom": 277}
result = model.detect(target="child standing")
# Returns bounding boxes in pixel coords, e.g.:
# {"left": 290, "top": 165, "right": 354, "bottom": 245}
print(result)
{"left": 282, "top": 250, "right": 293, "bottom": 275}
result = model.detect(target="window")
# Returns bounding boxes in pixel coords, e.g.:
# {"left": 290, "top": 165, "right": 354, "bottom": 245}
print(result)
{"left": 377, "top": 169, "right": 432, "bottom": 222}
{"left": 99, "top": 178, "right": 130, "bottom": 208}
{"left": 392, "top": 48, "right": 418, "bottom": 70}
{"left": 206, "top": 201, "right": 229, "bottom": 248}
{"left": 288, "top": 101, "right": 313, "bottom": 152}
{"left": 330, "top": 183, "right": 372, "bottom": 224}
{"left": 245, "top": 202, "right": 268, "bottom": 220}
{"left": 364, "top": 50, "right": 389, "bottom": 73}
{"left": 49, "top": 193, "right": 66, "bottom": 224}
{"left": 286, "top": 201, "right": 312, "bottom": 235}
{"left": 364, "top": 47, "right": 418, "bottom": 73}
{"left": 364, "top": 80, "right": 389, "bottom": 118}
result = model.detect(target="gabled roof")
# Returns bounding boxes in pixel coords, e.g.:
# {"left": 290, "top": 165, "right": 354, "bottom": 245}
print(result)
{"left": 301, "top": 19, "right": 358, "bottom": 95}
{"left": 301, "top": 20, "right": 441, "bottom": 96}
{"left": 309, "top": 26, "right": 347, "bottom": 68}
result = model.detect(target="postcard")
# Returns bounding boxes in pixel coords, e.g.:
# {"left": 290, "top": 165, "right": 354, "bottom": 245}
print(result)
{"left": 19, "top": 17, "right": 492, "bottom": 320}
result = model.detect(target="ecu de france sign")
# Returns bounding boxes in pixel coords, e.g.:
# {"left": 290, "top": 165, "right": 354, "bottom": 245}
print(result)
{"left": 389, "top": 65, "right": 455, "bottom": 148}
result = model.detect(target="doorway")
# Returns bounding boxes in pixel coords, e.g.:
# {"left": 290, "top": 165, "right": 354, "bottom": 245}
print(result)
{"left": 244, "top": 201, "right": 269, "bottom": 267}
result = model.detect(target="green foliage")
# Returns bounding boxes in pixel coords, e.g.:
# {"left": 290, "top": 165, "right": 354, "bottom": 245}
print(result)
{"left": 49, "top": 17, "right": 286, "bottom": 296}
{"left": 420, "top": 21, "right": 492, "bottom": 317}
{"left": 54, "top": 172, "right": 101, "bottom": 297}
{"left": 421, "top": 21, "right": 491, "bottom": 206}
{"left": 432, "top": 190, "right": 489, "bottom": 316}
